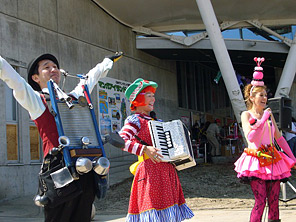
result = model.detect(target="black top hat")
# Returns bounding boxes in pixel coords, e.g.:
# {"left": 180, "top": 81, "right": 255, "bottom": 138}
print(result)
{"left": 27, "top": 53, "right": 59, "bottom": 91}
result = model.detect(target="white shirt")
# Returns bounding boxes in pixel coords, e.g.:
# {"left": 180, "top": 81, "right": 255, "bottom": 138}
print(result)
{"left": 206, "top": 123, "right": 220, "bottom": 136}
{"left": 285, "top": 122, "right": 296, "bottom": 141}
{"left": 0, "top": 56, "right": 113, "bottom": 120}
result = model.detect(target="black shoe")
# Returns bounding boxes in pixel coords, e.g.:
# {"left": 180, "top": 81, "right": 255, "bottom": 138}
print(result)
{"left": 105, "top": 51, "right": 123, "bottom": 62}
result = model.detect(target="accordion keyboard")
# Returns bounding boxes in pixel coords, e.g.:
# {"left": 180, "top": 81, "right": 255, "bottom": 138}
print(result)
{"left": 148, "top": 120, "right": 190, "bottom": 162}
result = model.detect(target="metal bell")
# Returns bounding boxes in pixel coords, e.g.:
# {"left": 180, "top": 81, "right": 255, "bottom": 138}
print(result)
{"left": 49, "top": 147, "right": 59, "bottom": 155}
{"left": 93, "top": 157, "right": 110, "bottom": 175}
{"left": 75, "top": 157, "right": 92, "bottom": 174}
{"left": 34, "top": 194, "right": 49, "bottom": 207}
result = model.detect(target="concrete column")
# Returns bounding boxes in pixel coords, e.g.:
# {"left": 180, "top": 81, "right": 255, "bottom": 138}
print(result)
{"left": 275, "top": 32, "right": 296, "bottom": 97}
{"left": 195, "top": 0, "right": 246, "bottom": 123}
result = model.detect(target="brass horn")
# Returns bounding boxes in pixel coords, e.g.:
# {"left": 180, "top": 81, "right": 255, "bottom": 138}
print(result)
{"left": 58, "top": 136, "right": 70, "bottom": 148}
{"left": 52, "top": 81, "right": 74, "bottom": 109}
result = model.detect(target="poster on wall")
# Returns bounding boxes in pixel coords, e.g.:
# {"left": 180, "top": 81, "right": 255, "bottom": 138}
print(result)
{"left": 98, "top": 77, "right": 131, "bottom": 136}
{"left": 180, "top": 116, "right": 190, "bottom": 128}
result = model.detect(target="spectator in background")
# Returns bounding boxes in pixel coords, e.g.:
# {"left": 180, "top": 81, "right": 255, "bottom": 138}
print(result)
{"left": 285, "top": 117, "right": 296, "bottom": 157}
{"left": 199, "top": 121, "right": 210, "bottom": 143}
{"left": 206, "top": 119, "right": 222, "bottom": 156}
{"left": 191, "top": 121, "right": 200, "bottom": 141}
{"left": 199, "top": 121, "right": 212, "bottom": 163}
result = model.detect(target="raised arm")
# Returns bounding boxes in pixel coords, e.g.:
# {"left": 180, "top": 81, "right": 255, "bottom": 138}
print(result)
{"left": 0, "top": 56, "right": 45, "bottom": 120}
{"left": 69, "top": 53, "right": 123, "bottom": 98}
{"left": 69, "top": 58, "right": 113, "bottom": 98}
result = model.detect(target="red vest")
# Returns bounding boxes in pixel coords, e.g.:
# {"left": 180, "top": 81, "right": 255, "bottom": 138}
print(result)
{"left": 135, "top": 113, "right": 153, "bottom": 146}
{"left": 33, "top": 94, "right": 59, "bottom": 158}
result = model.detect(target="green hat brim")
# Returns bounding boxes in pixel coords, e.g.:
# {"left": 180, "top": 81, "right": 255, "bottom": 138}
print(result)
{"left": 125, "top": 78, "right": 158, "bottom": 102}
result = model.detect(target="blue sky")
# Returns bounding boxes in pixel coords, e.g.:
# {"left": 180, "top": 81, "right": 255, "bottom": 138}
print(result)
{"left": 165, "top": 26, "right": 296, "bottom": 41}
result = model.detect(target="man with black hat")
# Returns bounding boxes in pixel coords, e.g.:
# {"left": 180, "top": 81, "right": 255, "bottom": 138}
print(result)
{"left": 0, "top": 52, "right": 122, "bottom": 221}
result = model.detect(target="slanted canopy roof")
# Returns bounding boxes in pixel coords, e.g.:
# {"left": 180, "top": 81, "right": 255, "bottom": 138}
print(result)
{"left": 93, "top": 0, "right": 296, "bottom": 121}
{"left": 93, "top": 0, "right": 296, "bottom": 32}
{"left": 93, "top": 0, "right": 294, "bottom": 70}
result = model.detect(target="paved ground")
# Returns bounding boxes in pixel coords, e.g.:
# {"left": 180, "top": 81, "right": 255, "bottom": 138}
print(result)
{"left": 0, "top": 195, "right": 295, "bottom": 222}
{"left": 1, "top": 157, "right": 295, "bottom": 221}
{"left": 94, "top": 208, "right": 296, "bottom": 222}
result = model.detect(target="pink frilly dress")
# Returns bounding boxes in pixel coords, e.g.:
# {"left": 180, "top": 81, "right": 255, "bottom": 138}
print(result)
{"left": 234, "top": 115, "right": 295, "bottom": 181}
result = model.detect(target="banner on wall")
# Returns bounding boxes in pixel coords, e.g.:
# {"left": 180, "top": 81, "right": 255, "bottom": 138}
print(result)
{"left": 97, "top": 77, "right": 131, "bottom": 136}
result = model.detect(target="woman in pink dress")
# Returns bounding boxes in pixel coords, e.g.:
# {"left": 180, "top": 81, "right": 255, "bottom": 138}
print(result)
{"left": 234, "top": 57, "right": 296, "bottom": 222}
{"left": 119, "top": 78, "right": 194, "bottom": 222}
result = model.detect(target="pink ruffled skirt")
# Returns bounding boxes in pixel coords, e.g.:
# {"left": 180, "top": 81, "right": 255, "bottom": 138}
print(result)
{"left": 234, "top": 152, "right": 294, "bottom": 180}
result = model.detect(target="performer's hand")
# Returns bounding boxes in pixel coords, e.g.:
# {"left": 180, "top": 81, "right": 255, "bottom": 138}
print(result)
{"left": 144, "top": 145, "right": 163, "bottom": 163}
{"left": 265, "top": 108, "right": 273, "bottom": 121}
{"left": 105, "top": 52, "right": 123, "bottom": 62}
{"left": 265, "top": 107, "right": 272, "bottom": 114}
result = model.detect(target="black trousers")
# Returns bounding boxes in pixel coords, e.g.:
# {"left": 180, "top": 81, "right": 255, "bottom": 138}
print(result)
{"left": 42, "top": 155, "right": 96, "bottom": 222}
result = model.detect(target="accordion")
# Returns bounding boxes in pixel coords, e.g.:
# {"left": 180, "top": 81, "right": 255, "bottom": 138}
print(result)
{"left": 148, "top": 119, "right": 196, "bottom": 171}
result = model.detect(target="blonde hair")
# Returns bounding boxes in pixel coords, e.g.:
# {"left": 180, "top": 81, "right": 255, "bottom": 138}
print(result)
{"left": 243, "top": 84, "right": 267, "bottom": 110}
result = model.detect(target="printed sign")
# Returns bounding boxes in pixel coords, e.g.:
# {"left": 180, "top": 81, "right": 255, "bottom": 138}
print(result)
{"left": 98, "top": 77, "right": 131, "bottom": 136}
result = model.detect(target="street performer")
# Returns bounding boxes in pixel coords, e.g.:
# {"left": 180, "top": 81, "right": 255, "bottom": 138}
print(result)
{"left": 0, "top": 52, "right": 122, "bottom": 222}
{"left": 234, "top": 57, "right": 296, "bottom": 222}
{"left": 119, "top": 78, "right": 194, "bottom": 222}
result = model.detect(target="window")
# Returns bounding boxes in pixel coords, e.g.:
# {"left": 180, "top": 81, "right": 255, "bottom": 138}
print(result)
{"left": 195, "top": 65, "right": 205, "bottom": 111}
{"left": 204, "top": 69, "right": 212, "bottom": 112}
{"left": 5, "top": 84, "right": 19, "bottom": 161}
{"left": 186, "top": 63, "right": 196, "bottom": 110}
{"left": 5, "top": 64, "right": 42, "bottom": 162}
{"left": 177, "top": 62, "right": 188, "bottom": 108}
{"left": 177, "top": 61, "right": 230, "bottom": 113}
{"left": 30, "top": 124, "right": 41, "bottom": 161}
